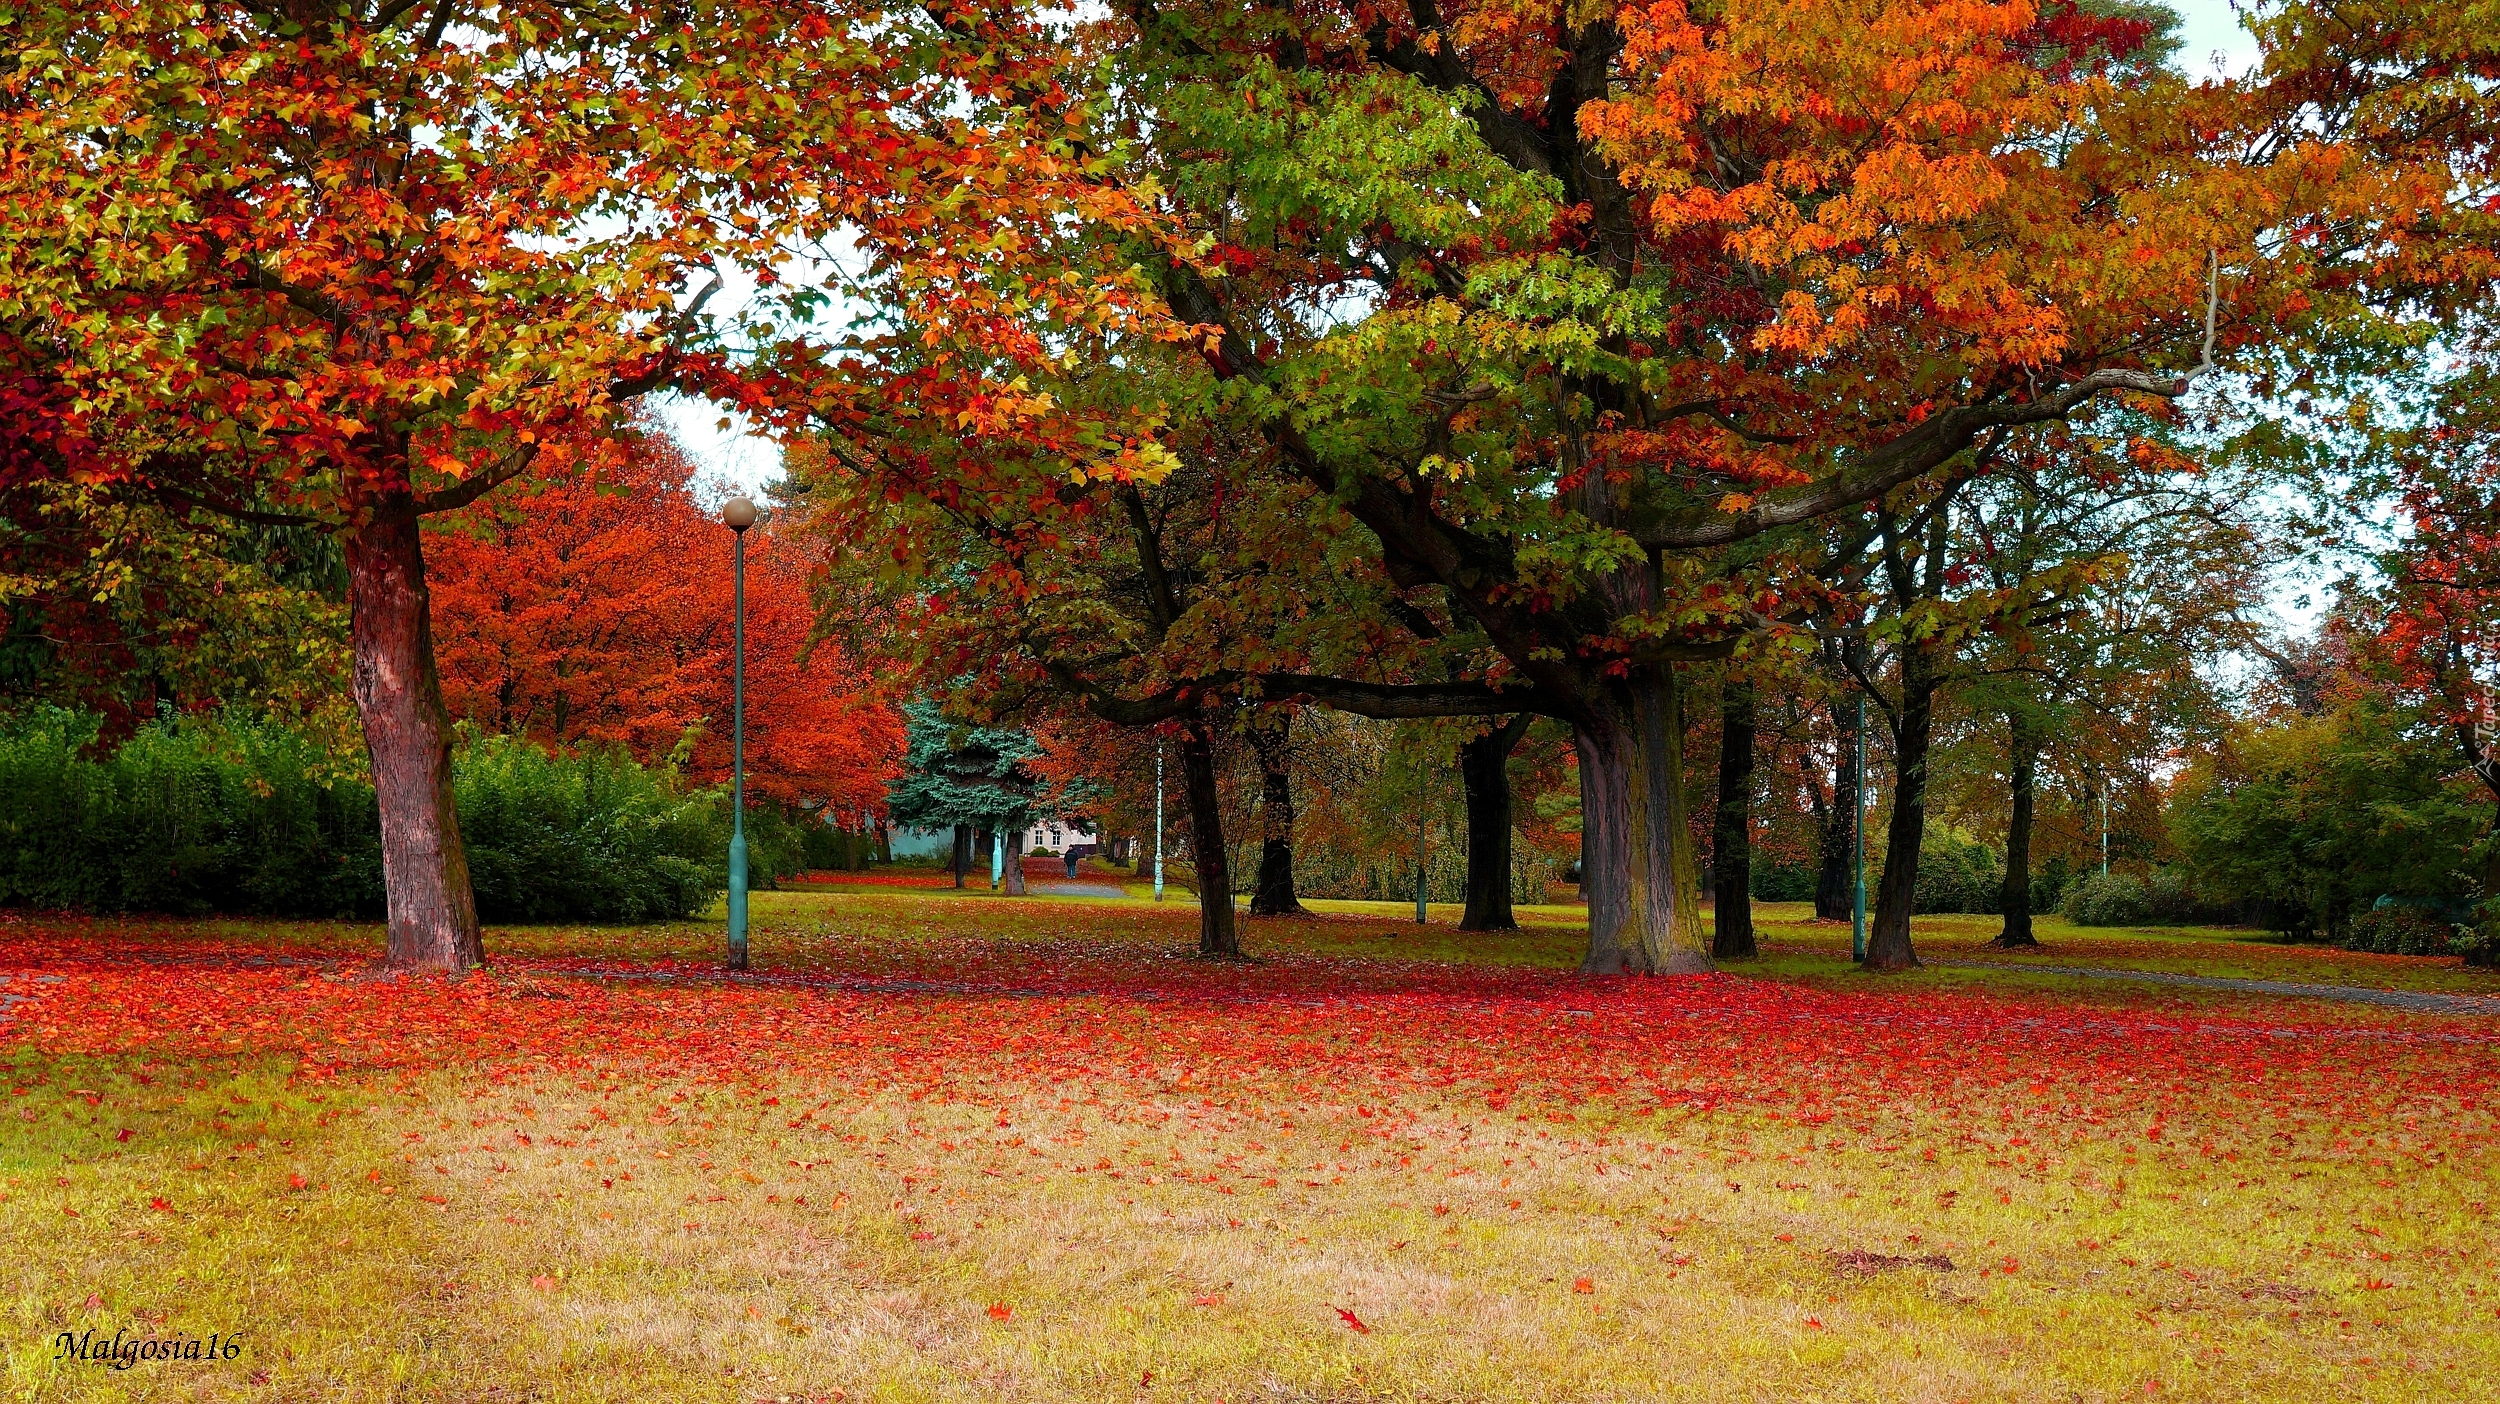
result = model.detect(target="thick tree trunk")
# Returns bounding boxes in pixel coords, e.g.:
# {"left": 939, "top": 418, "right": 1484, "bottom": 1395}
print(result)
{"left": 950, "top": 824, "right": 969, "bottom": 887}
{"left": 1574, "top": 672, "right": 1709, "bottom": 975}
{"left": 1459, "top": 715, "right": 1533, "bottom": 931}
{"left": 1176, "top": 717, "right": 1240, "bottom": 956}
{"left": 1866, "top": 649, "right": 1939, "bottom": 971}
{"left": 1247, "top": 712, "right": 1305, "bottom": 916}
{"left": 1004, "top": 828, "right": 1026, "bottom": 896}
{"left": 346, "top": 502, "right": 481, "bottom": 973}
{"left": 1814, "top": 701, "right": 1860, "bottom": 921}
{"left": 1712, "top": 685, "right": 1758, "bottom": 959}
{"left": 874, "top": 819, "right": 892, "bottom": 866}
{"left": 1991, "top": 712, "right": 2042, "bottom": 949}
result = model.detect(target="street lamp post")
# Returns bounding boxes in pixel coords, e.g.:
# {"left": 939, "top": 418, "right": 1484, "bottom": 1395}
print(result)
{"left": 1153, "top": 742, "right": 1166, "bottom": 901}
{"left": 1851, "top": 694, "right": 1868, "bottom": 964}
{"left": 722, "top": 496, "right": 758, "bottom": 972}
{"left": 1415, "top": 749, "right": 1429, "bottom": 925}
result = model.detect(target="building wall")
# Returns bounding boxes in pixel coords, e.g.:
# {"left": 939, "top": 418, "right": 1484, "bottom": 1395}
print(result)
{"left": 885, "top": 821, "right": 1097, "bottom": 861}
{"left": 1023, "top": 818, "right": 1096, "bottom": 854}
{"left": 887, "top": 826, "right": 954, "bottom": 861}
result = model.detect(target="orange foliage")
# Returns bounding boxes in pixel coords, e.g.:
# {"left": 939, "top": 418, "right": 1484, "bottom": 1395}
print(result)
{"left": 426, "top": 435, "right": 900, "bottom": 810}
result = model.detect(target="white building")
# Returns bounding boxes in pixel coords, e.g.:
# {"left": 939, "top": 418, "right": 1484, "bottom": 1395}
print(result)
{"left": 1022, "top": 817, "right": 1096, "bottom": 855}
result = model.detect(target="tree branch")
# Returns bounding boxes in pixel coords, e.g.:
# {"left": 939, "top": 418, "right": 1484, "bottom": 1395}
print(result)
{"left": 1641, "top": 255, "right": 2225, "bottom": 551}
{"left": 414, "top": 440, "right": 540, "bottom": 515}
{"left": 1255, "top": 673, "right": 1560, "bottom": 719}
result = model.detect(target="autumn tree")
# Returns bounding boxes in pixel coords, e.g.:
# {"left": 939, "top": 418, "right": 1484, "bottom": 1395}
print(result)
{"left": 877, "top": 0, "right": 2490, "bottom": 979}
{"left": 424, "top": 431, "right": 901, "bottom": 812}
{"left": 2, "top": 0, "right": 1156, "bottom": 969}
{"left": 796, "top": 408, "right": 1485, "bottom": 954}
{"left": 1951, "top": 431, "right": 2260, "bottom": 948}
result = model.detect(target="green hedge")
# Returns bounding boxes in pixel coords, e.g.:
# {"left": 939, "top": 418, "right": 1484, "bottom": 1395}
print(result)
{"left": 2058, "top": 868, "right": 2231, "bottom": 927}
{"left": 0, "top": 710, "right": 806, "bottom": 923}
{"left": 2341, "top": 904, "right": 2460, "bottom": 957}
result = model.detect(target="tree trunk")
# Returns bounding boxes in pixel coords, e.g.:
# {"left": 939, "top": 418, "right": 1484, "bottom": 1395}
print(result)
{"left": 874, "top": 818, "right": 892, "bottom": 866}
{"left": 1004, "top": 827, "right": 1026, "bottom": 895}
{"left": 1991, "top": 712, "right": 2042, "bottom": 949}
{"left": 1814, "top": 700, "right": 1860, "bottom": 921}
{"left": 1712, "top": 684, "right": 1757, "bottom": 959}
{"left": 1459, "top": 715, "right": 1533, "bottom": 931}
{"left": 1574, "top": 672, "right": 1709, "bottom": 975}
{"left": 1176, "top": 716, "right": 1240, "bottom": 956}
{"left": 346, "top": 502, "right": 481, "bottom": 973}
{"left": 1866, "top": 648, "right": 1939, "bottom": 971}
{"left": 1247, "top": 711, "right": 1305, "bottom": 916}
{"left": 950, "top": 824, "right": 969, "bottom": 887}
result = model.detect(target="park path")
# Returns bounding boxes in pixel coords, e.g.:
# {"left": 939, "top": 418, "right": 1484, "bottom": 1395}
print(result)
{"left": 1935, "top": 958, "right": 2500, "bottom": 1016}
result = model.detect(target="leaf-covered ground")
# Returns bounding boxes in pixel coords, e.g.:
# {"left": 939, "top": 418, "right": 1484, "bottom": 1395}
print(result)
{"left": 3, "top": 894, "right": 2496, "bottom": 1401}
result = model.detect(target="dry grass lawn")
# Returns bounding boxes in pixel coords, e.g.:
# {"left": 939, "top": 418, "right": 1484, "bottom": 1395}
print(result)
{"left": 3, "top": 890, "right": 2497, "bottom": 1402}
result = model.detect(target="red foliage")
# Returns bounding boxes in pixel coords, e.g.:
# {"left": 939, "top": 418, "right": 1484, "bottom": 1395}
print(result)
{"left": 6, "top": 925, "right": 2488, "bottom": 1141}
{"left": 425, "top": 434, "right": 901, "bottom": 810}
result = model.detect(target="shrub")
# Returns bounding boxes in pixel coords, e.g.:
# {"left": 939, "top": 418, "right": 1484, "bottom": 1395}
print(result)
{"left": 2060, "top": 872, "right": 2150, "bottom": 927}
{"left": 1750, "top": 861, "right": 1818, "bottom": 903}
{"left": 0, "top": 709, "right": 808, "bottom": 924}
{"left": 453, "top": 735, "right": 724, "bottom": 923}
{"left": 1913, "top": 830, "right": 2002, "bottom": 914}
{"left": 2341, "top": 904, "right": 2461, "bottom": 958}
{"left": 0, "top": 709, "right": 381, "bottom": 917}
{"left": 2029, "top": 854, "right": 2075, "bottom": 916}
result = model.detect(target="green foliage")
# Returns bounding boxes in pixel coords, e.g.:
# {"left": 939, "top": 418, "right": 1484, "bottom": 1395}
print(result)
{"left": 2170, "top": 700, "right": 2484, "bottom": 939}
{"left": 2031, "top": 854, "right": 2077, "bottom": 917}
{"left": 1751, "top": 860, "right": 1819, "bottom": 903}
{"left": 2057, "top": 868, "right": 2232, "bottom": 927}
{"left": 0, "top": 708, "right": 380, "bottom": 917}
{"left": 451, "top": 735, "right": 727, "bottom": 924}
{"left": 2340, "top": 904, "right": 2460, "bottom": 957}
{"left": 0, "top": 710, "right": 804, "bottom": 923}
{"left": 2060, "top": 872, "right": 2150, "bottom": 926}
{"left": 884, "top": 700, "right": 1050, "bottom": 833}
{"left": 1913, "top": 829, "right": 2004, "bottom": 914}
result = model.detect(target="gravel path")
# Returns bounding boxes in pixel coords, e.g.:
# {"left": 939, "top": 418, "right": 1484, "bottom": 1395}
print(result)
{"left": 1937, "top": 959, "right": 2500, "bottom": 1015}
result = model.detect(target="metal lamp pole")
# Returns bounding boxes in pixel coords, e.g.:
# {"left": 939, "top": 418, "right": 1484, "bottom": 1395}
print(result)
{"left": 2100, "top": 781, "right": 2110, "bottom": 877}
{"left": 1153, "top": 742, "right": 1166, "bottom": 901}
{"left": 722, "top": 495, "right": 758, "bottom": 971}
{"left": 1415, "top": 748, "right": 1429, "bottom": 925}
{"left": 1851, "top": 693, "right": 1868, "bottom": 964}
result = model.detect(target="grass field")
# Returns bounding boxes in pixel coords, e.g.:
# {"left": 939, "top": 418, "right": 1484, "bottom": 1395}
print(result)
{"left": 4, "top": 882, "right": 2497, "bottom": 1401}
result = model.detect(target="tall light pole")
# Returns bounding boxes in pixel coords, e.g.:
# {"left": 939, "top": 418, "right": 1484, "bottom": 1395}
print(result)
{"left": 2100, "top": 780, "right": 2110, "bottom": 877}
{"left": 1851, "top": 693, "right": 1868, "bottom": 964}
{"left": 722, "top": 495, "right": 758, "bottom": 972}
{"left": 1415, "top": 747, "right": 1429, "bottom": 925}
{"left": 1153, "top": 742, "right": 1166, "bottom": 901}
